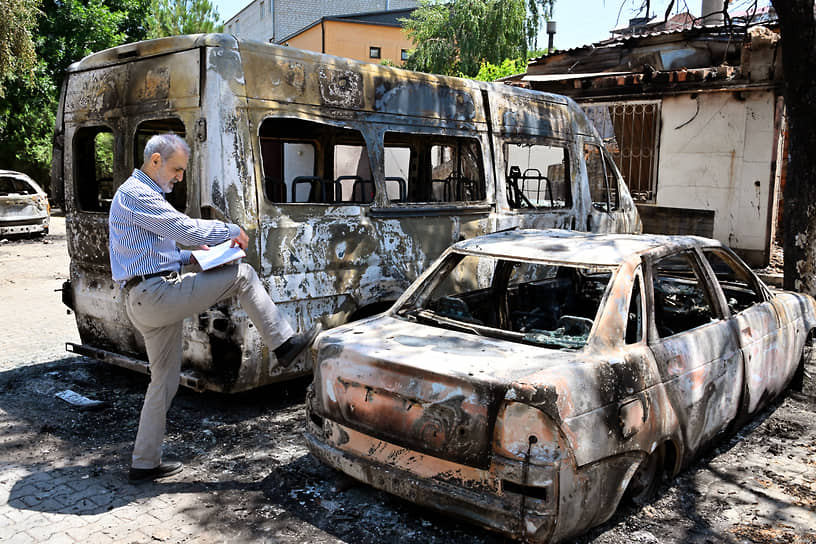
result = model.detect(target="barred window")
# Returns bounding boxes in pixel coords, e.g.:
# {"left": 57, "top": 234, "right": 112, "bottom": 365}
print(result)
{"left": 584, "top": 101, "right": 660, "bottom": 202}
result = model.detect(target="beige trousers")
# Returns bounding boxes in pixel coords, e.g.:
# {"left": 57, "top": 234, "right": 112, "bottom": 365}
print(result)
{"left": 125, "top": 263, "right": 294, "bottom": 469}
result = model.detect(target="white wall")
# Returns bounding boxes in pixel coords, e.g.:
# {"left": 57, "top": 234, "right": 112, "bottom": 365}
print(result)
{"left": 656, "top": 90, "right": 777, "bottom": 254}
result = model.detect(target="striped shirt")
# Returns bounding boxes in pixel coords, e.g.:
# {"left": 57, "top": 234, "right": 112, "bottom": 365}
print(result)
{"left": 109, "top": 169, "right": 241, "bottom": 283}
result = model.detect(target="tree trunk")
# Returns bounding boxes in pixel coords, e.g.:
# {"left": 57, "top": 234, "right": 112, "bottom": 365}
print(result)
{"left": 772, "top": 0, "right": 816, "bottom": 293}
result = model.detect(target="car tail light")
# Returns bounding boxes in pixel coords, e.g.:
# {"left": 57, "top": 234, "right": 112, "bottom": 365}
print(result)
{"left": 494, "top": 401, "right": 565, "bottom": 466}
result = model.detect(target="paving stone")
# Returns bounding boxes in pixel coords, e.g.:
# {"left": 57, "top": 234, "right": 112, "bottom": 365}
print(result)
{"left": 5, "top": 532, "right": 37, "bottom": 544}
{"left": 112, "top": 529, "right": 151, "bottom": 544}
{"left": 44, "top": 533, "right": 75, "bottom": 544}
{"left": 25, "top": 521, "right": 59, "bottom": 541}
{"left": 131, "top": 511, "right": 162, "bottom": 528}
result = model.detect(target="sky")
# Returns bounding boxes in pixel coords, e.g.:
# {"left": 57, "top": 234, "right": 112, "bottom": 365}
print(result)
{"left": 210, "top": 1, "right": 771, "bottom": 51}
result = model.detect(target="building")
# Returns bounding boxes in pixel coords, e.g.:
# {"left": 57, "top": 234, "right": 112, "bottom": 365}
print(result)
{"left": 279, "top": 8, "right": 415, "bottom": 65}
{"left": 512, "top": 21, "right": 784, "bottom": 267}
{"left": 225, "top": 0, "right": 417, "bottom": 45}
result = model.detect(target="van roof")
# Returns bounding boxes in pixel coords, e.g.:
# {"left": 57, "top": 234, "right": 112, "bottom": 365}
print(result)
{"left": 67, "top": 34, "right": 237, "bottom": 72}
{"left": 66, "top": 33, "right": 568, "bottom": 106}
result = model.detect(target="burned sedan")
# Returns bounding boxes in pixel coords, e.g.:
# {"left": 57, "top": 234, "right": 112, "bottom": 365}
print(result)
{"left": 305, "top": 229, "right": 816, "bottom": 543}
{"left": 0, "top": 170, "right": 50, "bottom": 236}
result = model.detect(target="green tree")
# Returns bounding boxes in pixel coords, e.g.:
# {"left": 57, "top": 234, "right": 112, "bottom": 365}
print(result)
{"left": 473, "top": 58, "right": 528, "bottom": 82}
{"left": 402, "top": 0, "right": 553, "bottom": 77}
{"left": 0, "top": 0, "right": 150, "bottom": 192}
{"left": 0, "top": 0, "right": 38, "bottom": 97}
{"left": 147, "top": 0, "right": 224, "bottom": 38}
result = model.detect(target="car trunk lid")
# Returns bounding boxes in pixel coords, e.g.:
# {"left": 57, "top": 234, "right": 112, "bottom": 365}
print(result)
{"left": 0, "top": 194, "right": 43, "bottom": 222}
{"left": 313, "top": 316, "right": 575, "bottom": 469}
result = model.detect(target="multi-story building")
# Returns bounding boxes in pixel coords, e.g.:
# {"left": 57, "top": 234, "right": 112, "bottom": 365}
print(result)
{"left": 280, "top": 9, "right": 415, "bottom": 65}
{"left": 225, "top": 0, "right": 418, "bottom": 45}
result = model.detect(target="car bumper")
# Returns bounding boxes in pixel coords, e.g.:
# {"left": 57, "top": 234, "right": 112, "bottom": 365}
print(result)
{"left": 0, "top": 216, "right": 49, "bottom": 235}
{"left": 305, "top": 413, "right": 558, "bottom": 542}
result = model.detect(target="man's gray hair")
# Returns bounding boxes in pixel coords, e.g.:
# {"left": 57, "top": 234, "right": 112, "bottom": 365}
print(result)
{"left": 143, "top": 133, "right": 190, "bottom": 163}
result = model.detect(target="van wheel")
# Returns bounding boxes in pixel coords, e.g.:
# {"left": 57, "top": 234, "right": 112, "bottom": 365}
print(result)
{"left": 791, "top": 330, "right": 814, "bottom": 394}
{"left": 625, "top": 444, "right": 664, "bottom": 506}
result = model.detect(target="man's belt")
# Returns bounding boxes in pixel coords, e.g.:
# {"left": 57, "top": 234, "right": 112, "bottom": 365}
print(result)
{"left": 124, "top": 271, "right": 176, "bottom": 290}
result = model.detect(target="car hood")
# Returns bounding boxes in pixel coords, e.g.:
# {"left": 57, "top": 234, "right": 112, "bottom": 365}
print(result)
{"left": 312, "top": 315, "right": 582, "bottom": 468}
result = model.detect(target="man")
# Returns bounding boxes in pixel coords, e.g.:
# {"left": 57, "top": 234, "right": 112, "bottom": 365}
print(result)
{"left": 109, "top": 133, "right": 319, "bottom": 482}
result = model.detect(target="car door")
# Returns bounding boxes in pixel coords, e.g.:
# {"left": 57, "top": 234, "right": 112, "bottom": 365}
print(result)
{"left": 646, "top": 250, "right": 744, "bottom": 459}
{"left": 700, "top": 248, "right": 791, "bottom": 415}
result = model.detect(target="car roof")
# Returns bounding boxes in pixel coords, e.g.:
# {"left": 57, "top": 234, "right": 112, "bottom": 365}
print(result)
{"left": 453, "top": 229, "right": 719, "bottom": 267}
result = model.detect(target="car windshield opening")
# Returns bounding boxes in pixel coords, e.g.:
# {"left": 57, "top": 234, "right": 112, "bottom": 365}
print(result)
{"left": 397, "top": 253, "right": 613, "bottom": 350}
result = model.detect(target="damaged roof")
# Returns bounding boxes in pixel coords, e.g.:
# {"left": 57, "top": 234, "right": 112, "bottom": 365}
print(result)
{"left": 514, "top": 23, "right": 781, "bottom": 97}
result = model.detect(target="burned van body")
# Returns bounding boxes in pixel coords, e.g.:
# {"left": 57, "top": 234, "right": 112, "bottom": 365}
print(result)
{"left": 54, "top": 34, "right": 640, "bottom": 392}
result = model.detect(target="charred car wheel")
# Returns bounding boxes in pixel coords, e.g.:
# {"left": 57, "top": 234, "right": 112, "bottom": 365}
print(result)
{"left": 625, "top": 443, "right": 665, "bottom": 506}
{"left": 791, "top": 330, "right": 814, "bottom": 393}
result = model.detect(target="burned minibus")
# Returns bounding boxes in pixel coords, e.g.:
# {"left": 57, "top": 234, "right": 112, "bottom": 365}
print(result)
{"left": 54, "top": 34, "right": 641, "bottom": 392}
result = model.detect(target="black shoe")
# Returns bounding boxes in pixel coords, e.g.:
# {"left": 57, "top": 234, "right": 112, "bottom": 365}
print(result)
{"left": 274, "top": 324, "right": 323, "bottom": 368}
{"left": 128, "top": 461, "right": 183, "bottom": 482}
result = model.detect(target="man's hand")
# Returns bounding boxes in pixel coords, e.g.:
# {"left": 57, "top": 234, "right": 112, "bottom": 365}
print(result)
{"left": 231, "top": 228, "right": 249, "bottom": 250}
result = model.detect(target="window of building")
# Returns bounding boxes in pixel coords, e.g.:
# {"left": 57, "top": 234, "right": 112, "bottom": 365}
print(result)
{"left": 584, "top": 143, "right": 620, "bottom": 212}
{"left": 260, "top": 1, "right": 264, "bottom": 18}
{"left": 73, "top": 126, "right": 114, "bottom": 213}
{"left": 583, "top": 101, "right": 660, "bottom": 203}
{"left": 504, "top": 142, "right": 571, "bottom": 209}
{"left": 134, "top": 118, "right": 188, "bottom": 212}
{"left": 401, "top": 49, "right": 409, "bottom": 61}
{"left": 260, "top": 118, "right": 374, "bottom": 204}
{"left": 384, "top": 132, "right": 485, "bottom": 203}
{"left": 369, "top": 46, "right": 381, "bottom": 59}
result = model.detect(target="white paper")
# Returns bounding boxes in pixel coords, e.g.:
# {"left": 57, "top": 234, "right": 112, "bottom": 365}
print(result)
{"left": 192, "top": 240, "right": 246, "bottom": 271}
{"left": 55, "top": 389, "right": 105, "bottom": 409}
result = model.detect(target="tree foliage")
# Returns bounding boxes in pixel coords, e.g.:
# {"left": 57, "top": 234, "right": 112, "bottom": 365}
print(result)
{"left": 473, "top": 58, "right": 529, "bottom": 82}
{"left": 147, "top": 0, "right": 224, "bottom": 38}
{"left": 0, "top": 0, "right": 150, "bottom": 191}
{"left": 0, "top": 0, "right": 38, "bottom": 97}
{"left": 402, "top": 0, "right": 553, "bottom": 77}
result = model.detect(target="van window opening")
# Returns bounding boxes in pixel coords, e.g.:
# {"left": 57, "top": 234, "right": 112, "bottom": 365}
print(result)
{"left": 505, "top": 142, "right": 571, "bottom": 210}
{"left": 74, "top": 126, "right": 115, "bottom": 213}
{"left": 585, "top": 143, "right": 620, "bottom": 212}
{"left": 134, "top": 118, "right": 188, "bottom": 212}
{"left": 384, "top": 132, "right": 485, "bottom": 203}
{"left": 260, "top": 118, "right": 374, "bottom": 204}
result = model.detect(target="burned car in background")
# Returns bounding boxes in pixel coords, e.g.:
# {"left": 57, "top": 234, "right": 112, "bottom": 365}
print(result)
{"left": 305, "top": 229, "right": 816, "bottom": 543}
{"left": 0, "top": 170, "right": 50, "bottom": 236}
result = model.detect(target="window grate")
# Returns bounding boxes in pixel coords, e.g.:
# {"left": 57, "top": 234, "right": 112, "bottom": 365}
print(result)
{"left": 583, "top": 101, "right": 660, "bottom": 202}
